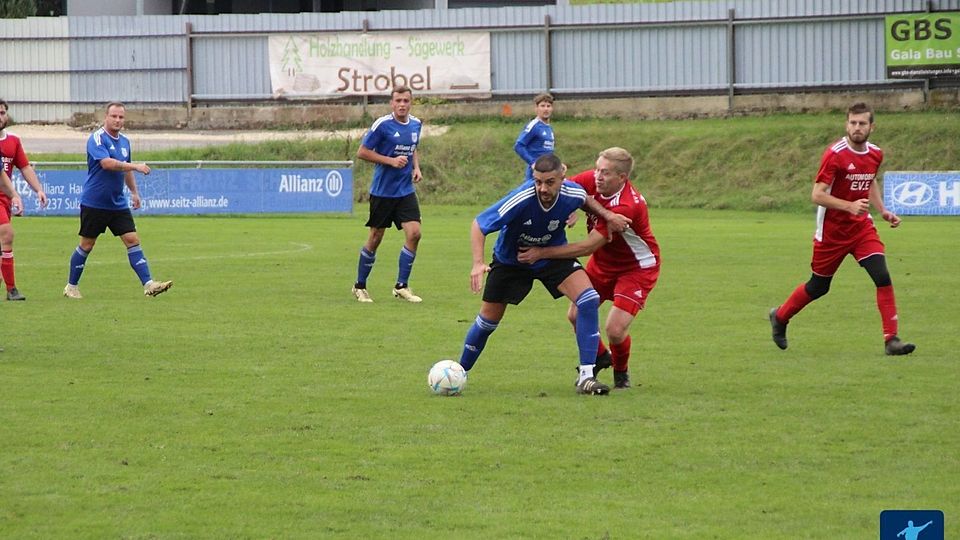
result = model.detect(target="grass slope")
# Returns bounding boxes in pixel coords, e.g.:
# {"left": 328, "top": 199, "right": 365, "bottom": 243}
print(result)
{"left": 35, "top": 110, "right": 960, "bottom": 212}
{"left": 0, "top": 208, "right": 956, "bottom": 538}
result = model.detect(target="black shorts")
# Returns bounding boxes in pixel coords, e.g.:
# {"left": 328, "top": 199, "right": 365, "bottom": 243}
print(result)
{"left": 482, "top": 257, "right": 585, "bottom": 305}
{"left": 79, "top": 205, "right": 137, "bottom": 238}
{"left": 365, "top": 193, "right": 421, "bottom": 230}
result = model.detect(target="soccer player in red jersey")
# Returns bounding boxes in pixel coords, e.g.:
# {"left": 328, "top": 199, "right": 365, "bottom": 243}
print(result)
{"left": 518, "top": 147, "right": 660, "bottom": 388}
{"left": 0, "top": 99, "right": 49, "bottom": 301}
{"left": 769, "top": 102, "right": 915, "bottom": 355}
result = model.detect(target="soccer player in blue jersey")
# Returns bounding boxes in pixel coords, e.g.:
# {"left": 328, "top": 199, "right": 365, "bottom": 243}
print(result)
{"left": 514, "top": 93, "right": 555, "bottom": 183}
{"left": 352, "top": 85, "right": 424, "bottom": 304}
{"left": 459, "top": 153, "right": 630, "bottom": 395}
{"left": 63, "top": 102, "right": 172, "bottom": 299}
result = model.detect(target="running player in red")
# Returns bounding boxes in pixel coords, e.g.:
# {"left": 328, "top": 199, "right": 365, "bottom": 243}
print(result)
{"left": 518, "top": 147, "right": 660, "bottom": 388}
{"left": 0, "top": 99, "right": 49, "bottom": 301}
{"left": 769, "top": 102, "right": 915, "bottom": 356}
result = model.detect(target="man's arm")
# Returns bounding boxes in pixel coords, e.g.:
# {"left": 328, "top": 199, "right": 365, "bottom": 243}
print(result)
{"left": 469, "top": 219, "right": 490, "bottom": 294}
{"left": 0, "top": 170, "right": 15, "bottom": 198}
{"left": 357, "top": 145, "right": 407, "bottom": 169}
{"left": 18, "top": 165, "right": 48, "bottom": 208}
{"left": 513, "top": 130, "right": 534, "bottom": 164}
{"left": 123, "top": 171, "right": 142, "bottom": 210}
{"left": 99, "top": 157, "right": 150, "bottom": 175}
{"left": 581, "top": 197, "right": 630, "bottom": 234}
{"left": 412, "top": 149, "right": 422, "bottom": 183}
{"left": 517, "top": 229, "right": 607, "bottom": 264}
{"left": 868, "top": 178, "right": 901, "bottom": 228}
{"left": 811, "top": 181, "right": 869, "bottom": 216}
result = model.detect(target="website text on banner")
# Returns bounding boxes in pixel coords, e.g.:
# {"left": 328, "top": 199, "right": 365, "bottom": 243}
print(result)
{"left": 884, "top": 171, "right": 960, "bottom": 216}
{"left": 11, "top": 168, "right": 353, "bottom": 215}
{"left": 885, "top": 12, "right": 960, "bottom": 78}
{"left": 269, "top": 32, "right": 491, "bottom": 97}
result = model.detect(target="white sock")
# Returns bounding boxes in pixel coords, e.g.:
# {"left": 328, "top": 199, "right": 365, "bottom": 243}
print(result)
{"left": 578, "top": 365, "right": 595, "bottom": 384}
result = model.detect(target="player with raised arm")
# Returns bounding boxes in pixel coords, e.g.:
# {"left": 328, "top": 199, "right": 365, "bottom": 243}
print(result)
{"left": 457, "top": 153, "right": 631, "bottom": 395}
{"left": 518, "top": 148, "right": 660, "bottom": 389}
{"left": 0, "top": 99, "right": 49, "bottom": 301}
{"left": 769, "top": 102, "right": 914, "bottom": 355}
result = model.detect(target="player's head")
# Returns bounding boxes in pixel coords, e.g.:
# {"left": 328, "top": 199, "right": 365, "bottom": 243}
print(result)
{"left": 532, "top": 153, "right": 566, "bottom": 206}
{"left": 595, "top": 147, "right": 633, "bottom": 196}
{"left": 104, "top": 101, "right": 126, "bottom": 135}
{"left": 845, "top": 102, "right": 874, "bottom": 145}
{"left": 0, "top": 98, "right": 9, "bottom": 129}
{"left": 391, "top": 85, "right": 413, "bottom": 122}
{"left": 533, "top": 93, "right": 554, "bottom": 122}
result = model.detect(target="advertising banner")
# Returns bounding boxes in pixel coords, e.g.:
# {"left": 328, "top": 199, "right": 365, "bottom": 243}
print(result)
{"left": 11, "top": 168, "right": 353, "bottom": 216}
{"left": 268, "top": 31, "right": 491, "bottom": 97}
{"left": 884, "top": 171, "right": 960, "bottom": 216}
{"left": 885, "top": 12, "right": 960, "bottom": 78}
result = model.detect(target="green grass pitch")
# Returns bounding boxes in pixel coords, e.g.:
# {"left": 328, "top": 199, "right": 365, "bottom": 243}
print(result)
{"left": 1, "top": 207, "right": 956, "bottom": 538}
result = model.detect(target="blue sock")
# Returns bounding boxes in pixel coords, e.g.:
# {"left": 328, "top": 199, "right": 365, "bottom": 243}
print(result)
{"left": 459, "top": 314, "right": 499, "bottom": 371}
{"left": 127, "top": 244, "right": 152, "bottom": 285}
{"left": 574, "top": 289, "right": 601, "bottom": 366}
{"left": 68, "top": 246, "right": 90, "bottom": 286}
{"left": 356, "top": 247, "right": 375, "bottom": 288}
{"left": 396, "top": 246, "right": 416, "bottom": 287}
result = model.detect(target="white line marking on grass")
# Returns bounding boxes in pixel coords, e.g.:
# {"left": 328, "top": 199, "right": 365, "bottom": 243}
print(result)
{"left": 21, "top": 242, "right": 314, "bottom": 267}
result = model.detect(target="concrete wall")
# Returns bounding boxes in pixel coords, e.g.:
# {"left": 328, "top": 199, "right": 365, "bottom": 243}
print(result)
{"left": 67, "top": 88, "right": 956, "bottom": 130}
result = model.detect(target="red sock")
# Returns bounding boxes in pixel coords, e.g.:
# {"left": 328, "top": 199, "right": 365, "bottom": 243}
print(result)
{"left": 876, "top": 285, "right": 899, "bottom": 341}
{"left": 1, "top": 250, "right": 14, "bottom": 291}
{"left": 610, "top": 336, "right": 631, "bottom": 372}
{"left": 777, "top": 283, "right": 813, "bottom": 323}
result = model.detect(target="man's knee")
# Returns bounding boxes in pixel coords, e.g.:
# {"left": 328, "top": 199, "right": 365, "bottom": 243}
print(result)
{"left": 859, "top": 254, "right": 891, "bottom": 287}
{"left": 804, "top": 274, "right": 832, "bottom": 299}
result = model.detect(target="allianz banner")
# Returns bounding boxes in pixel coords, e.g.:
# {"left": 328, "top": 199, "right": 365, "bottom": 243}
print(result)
{"left": 12, "top": 168, "right": 352, "bottom": 215}
{"left": 268, "top": 32, "right": 491, "bottom": 97}
{"left": 885, "top": 12, "right": 960, "bottom": 78}
{"left": 884, "top": 172, "right": 960, "bottom": 216}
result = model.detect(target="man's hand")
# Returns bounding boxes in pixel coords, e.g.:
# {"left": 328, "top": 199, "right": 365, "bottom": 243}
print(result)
{"left": 565, "top": 211, "right": 579, "bottom": 228}
{"left": 36, "top": 190, "right": 49, "bottom": 208}
{"left": 882, "top": 209, "right": 902, "bottom": 228}
{"left": 470, "top": 262, "right": 490, "bottom": 294}
{"left": 134, "top": 163, "right": 151, "bottom": 175}
{"left": 846, "top": 198, "right": 869, "bottom": 216}
{"left": 130, "top": 193, "right": 142, "bottom": 210}
{"left": 11, "top": 195, "right": 24, "bottom": 216}
{"left": 413, "top": 167, "right": 422, "bottom": 183}
{"left": 517, "top": 246, "right": 543, "bottom": 264}
{"left": 392, "top": 155, "right": 409, "bottom": 168}
{"left": 604, "top": 211, "right": 631, "bottom": 235}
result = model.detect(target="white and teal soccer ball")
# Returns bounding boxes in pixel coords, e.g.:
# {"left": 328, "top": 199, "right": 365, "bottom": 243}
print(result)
{"left": 428, "top": 360, "right": 467, "bottom": 396}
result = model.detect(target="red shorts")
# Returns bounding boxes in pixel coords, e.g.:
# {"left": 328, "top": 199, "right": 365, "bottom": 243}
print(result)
{"left": 811, "top": 226, "right": 885, "bottom": 276}
{"left": 585, "top": 264, "right": 659, "bottom": 316}
{"left": 0, "top": 196, "right": 11, "bottom": 225}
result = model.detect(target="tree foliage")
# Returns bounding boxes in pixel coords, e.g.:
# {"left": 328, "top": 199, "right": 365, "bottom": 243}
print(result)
{"left": 1, "top": 0, "right": 37, "bottom": 18}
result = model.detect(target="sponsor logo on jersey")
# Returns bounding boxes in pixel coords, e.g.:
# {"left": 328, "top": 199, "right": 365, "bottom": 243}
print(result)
{"left": 892, "top": 181, "right": 934, "bottom": 206}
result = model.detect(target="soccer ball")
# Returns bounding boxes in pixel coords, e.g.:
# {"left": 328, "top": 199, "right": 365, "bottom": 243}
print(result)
{"left": 427, "top": 360, "right": 467, "bottom": 396}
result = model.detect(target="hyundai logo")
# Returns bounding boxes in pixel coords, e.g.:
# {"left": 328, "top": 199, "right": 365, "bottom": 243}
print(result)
{"left": 892, "top": 181, "right": 934, "bottom": 206}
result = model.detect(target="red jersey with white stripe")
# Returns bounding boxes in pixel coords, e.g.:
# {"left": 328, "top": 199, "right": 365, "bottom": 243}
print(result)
{"left": 0, "top": 131, "right": 30, "bottom": 205}
{"left": 814, "top": 137, "right": 883, "bottom": 243}
{"left": 570, "top": 169, "right": 660, "bottom": 274}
